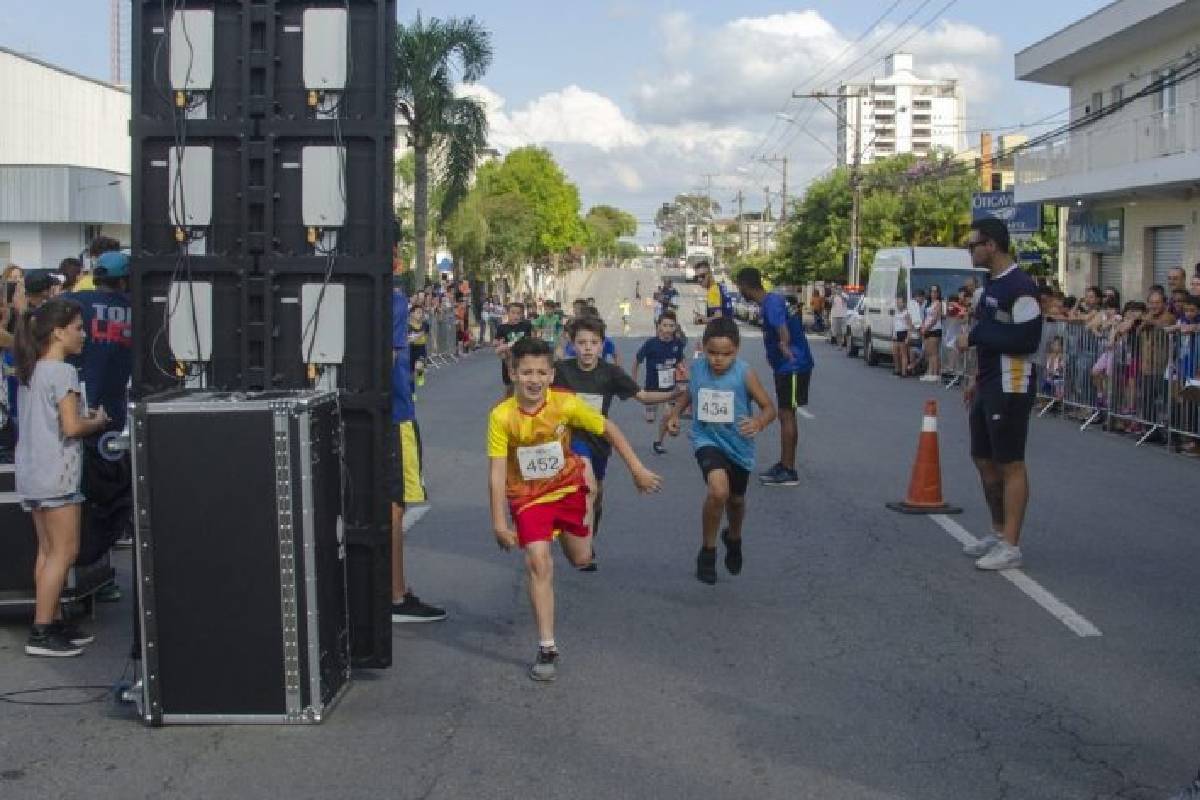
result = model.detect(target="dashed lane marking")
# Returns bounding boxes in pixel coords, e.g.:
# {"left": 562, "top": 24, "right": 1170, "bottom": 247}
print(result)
{"left": 929, "top": 514, "right": 1102, "bottom": 638}
{"left": 403, "top": 504, "right": 431, "bottom": 533}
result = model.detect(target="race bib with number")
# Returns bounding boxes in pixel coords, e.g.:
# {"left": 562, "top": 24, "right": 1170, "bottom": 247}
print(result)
{"left": 579, "top": 393, "right": 604, "bottom": 412}
{"left": 517, "top": 441, "right": 566, "bottom": 481}
{"left": 697, "top": 389, "right": 735, "bottom": 424}
{"left": 656, "top": 368, "right": 675, "bottom": 389}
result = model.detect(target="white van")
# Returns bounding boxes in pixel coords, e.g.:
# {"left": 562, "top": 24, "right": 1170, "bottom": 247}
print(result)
{"left": 857, "top": 247, "right": 987, "bottom": 366}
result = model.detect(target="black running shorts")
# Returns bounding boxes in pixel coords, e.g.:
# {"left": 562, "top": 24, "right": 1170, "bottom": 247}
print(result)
{"left": 969, "top": 389, "right": 1035, "bottom": 464}
{"left": 695, "top": 446, "right": 750, "bottom": 498}
{"left": 774, "top": 371, "right": 811, "bottom": 411}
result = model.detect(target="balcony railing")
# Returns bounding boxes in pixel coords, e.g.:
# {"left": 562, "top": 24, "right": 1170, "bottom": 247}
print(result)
{"left": 1016, "top": 101, "right": 1200, "bottom": 186}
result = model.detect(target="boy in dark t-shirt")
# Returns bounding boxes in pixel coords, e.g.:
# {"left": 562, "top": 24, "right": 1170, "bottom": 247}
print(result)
{"left": 633, "top": 310, "right": 687, "bottom": 445}
{"left": 552, "top": 315, "right": 679, "bottom": 568}
{"left": 495, "top": 302, "right": 534, "bottom": 396}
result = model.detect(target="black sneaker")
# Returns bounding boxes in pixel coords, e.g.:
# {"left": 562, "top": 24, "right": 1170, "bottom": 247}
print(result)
{"left": 391, "top": 592, "right": 447, "bottom": 623}
{"left": 25, "top": 625, "right": 84, "bottom": 657}
{"left": 757, "top": 461, "right": 783, "bottom": 479}
{"left": 530, "top": 647, "right": 559, "bottom": 682}
{"left": 52, "top": 621, "right": 95, "bottom": 647}
{"left": 577, "top": 545, "right": 598, "bottom": 572}
{"left": 721, "top": 529, "right": 743, "bottom": 575}
{"left": 760, "top": 465, "right": 799, "bottom": 487}
{"left": 96, "top": 582, "right": 122, "bottom": 602}
{"left": 652, "top": 441, "right": 667, "bottom": 456}
{"left": 696, "top": 547, "right": 717, "bottom": 585}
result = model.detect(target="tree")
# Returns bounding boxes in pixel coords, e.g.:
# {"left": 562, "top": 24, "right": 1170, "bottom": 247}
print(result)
{"left": 656, "top": 193, "right": 720, "bottom": 241}
{"left": 583, "top": 204, "right": 638, "bottom": 262}
{"left": 780, "top": 153, "right": 976, "bottom": 284}
{"left": 478, "top": 147, "right": 585, "bottom": 267}
{"left": 442, "top": 189, "right": 489, "bottom": 278}
{"left": 395, "top": 14, "right": 493, "bottom": 284}
{"left": 662, "top": 234, "right": 684, "bottom": 258}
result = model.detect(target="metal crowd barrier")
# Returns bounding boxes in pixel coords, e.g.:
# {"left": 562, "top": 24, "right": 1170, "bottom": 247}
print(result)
{"left": 1033, "top": 319, "right": 1200, "bottom": 455}
{"left": 941, "top": 318, "right": 968, "bottom": 389}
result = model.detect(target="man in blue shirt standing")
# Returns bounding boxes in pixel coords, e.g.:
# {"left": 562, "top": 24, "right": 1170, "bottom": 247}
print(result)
{"left": 63, "top": 249, "right": 134, "bottom": 568}
{"left": 736, "top": 267, "right": 814, "bottom": 486}
{"left": 389, "top": 287, "right": 447, "bottom": 622}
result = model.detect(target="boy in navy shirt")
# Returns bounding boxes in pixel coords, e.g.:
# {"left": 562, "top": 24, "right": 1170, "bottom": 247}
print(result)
{"left": 633, "top": 310, "right": 687, "bottom": 452}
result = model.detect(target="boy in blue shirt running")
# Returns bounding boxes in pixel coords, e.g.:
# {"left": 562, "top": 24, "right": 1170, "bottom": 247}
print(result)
{"left": 666, "top": 317, "right": 776, "bottom": 584}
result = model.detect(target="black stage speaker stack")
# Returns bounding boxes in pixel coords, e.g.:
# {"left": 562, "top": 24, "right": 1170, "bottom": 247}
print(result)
{"left": 129, "top": 1, "right": 398, "bottom": 724}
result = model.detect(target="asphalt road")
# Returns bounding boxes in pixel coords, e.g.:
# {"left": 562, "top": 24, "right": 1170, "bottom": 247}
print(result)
{"left": 2, "top": 267, "right": 1197, "bottom": 799}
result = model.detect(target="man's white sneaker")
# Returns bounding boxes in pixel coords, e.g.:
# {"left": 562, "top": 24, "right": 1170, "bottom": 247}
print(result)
{"left": 962, "top": 533, "right": 1000, "bottom": 558}
{"left": 919, "top": 374, "right": 939, "bottom": 382}
{"left": 975, "top": 542, "right": 1022, "bottom": 571}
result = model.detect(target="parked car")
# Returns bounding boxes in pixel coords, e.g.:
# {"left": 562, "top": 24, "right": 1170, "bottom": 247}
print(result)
{"left": 857, "top": 247, "right": 987, "bottom": 367}
{"left": 845, "top": 297, "right": 867, "bottom": 356}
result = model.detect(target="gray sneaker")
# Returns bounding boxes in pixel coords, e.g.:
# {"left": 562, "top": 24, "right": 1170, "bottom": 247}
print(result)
{"left": 975, "top": 542, "right": 1022, "bottom": 571}
{"left": 529, "top": 647, "right": 558, "bottom": 682}
{"left": 1168, "top": 779, "right": 1200, "bottom": 800}
{"left": 760, "top": 466, "right": 799, "bottom": 487}
{"left": 962, "top": 533, "right": 1000, "bottom": 558}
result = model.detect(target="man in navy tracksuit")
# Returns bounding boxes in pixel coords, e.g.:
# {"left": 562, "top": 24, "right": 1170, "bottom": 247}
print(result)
{"left": 957, "top": 218, "right": 1042, "bottom": 571}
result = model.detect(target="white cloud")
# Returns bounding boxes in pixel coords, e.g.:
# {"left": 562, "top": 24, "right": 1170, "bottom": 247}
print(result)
{"left": 455, "top": 10, "right": 1010, "bottom": 236}
{"left": 634, "top": 10, "right": 1004, "bottom": 127}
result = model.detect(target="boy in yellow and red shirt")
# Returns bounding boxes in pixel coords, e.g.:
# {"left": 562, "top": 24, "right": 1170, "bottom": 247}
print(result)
{"left": 488, "top": 336, "right": 661, "bottom": 682}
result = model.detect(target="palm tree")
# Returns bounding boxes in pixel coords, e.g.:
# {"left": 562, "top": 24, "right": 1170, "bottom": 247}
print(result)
{"left": 395, "top": 14, "right": 492, "bottom": 284}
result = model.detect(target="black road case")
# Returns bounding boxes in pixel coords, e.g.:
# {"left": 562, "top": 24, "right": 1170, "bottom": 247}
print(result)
{"left": 0, "top": 463, "right": 116, "bottom": 615}
{"left": 131, "top": 390, "right": 351, "bottom": 725}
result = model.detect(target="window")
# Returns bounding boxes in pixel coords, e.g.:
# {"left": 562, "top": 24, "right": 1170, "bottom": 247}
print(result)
{"left": 991, "top": 173, "right": 1003, "bottom": 191}
{"left": 1091, "top": 91, "right": 1103, "bottom": 115}
{"left": 1152, "top": 69, "right": 1178, "bottom": 113}
{"left": 1110, "top": 84, "right": 1123, "bottom": 107}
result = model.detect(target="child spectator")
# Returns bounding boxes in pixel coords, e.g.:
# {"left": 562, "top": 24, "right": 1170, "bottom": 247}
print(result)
{"left": 14, "top": 298, "right": 109, "bottom": 657}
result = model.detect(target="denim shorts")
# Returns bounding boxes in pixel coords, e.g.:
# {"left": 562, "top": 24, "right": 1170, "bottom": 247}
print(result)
{"left": 21, "top": 492, "right": 85, "bottom": 512}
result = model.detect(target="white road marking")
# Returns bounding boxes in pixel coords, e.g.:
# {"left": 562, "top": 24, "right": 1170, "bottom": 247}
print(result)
{"left": 929, "top": 514, "right": 1102, "bottom": 638}
{"left": 403, "top": 504, "right": 431, "bottom": 533}
{"left": 797, "top": 408, "right": 816, "bottom": 420}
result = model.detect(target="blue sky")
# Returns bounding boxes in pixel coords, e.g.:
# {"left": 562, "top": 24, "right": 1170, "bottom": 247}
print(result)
{"left": 3, "top": 0, "right": 1110, "bottom": 234}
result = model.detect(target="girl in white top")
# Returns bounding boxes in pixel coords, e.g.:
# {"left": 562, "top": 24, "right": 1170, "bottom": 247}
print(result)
{"left": 921, "top": 284, "right": 945, "bottom": 382}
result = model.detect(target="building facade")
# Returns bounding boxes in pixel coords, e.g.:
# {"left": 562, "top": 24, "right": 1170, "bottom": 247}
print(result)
{"left": 836, "top": 53, "right": 964, "bottom": 167}
{"left": 0, "top": 47, "right": 131, "bottom": 269}
{"left": 1014, "top": 0, "right": 1200, "bottom": 299}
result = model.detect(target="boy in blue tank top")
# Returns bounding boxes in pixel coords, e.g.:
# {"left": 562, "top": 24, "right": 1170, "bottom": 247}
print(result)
{"left": 665, "top": 318, "right": 776, "bottom": 584}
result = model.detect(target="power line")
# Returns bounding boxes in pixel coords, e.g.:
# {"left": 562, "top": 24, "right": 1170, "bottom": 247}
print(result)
{"left": 735, "top": 0, "right": 911, "bottom": 192}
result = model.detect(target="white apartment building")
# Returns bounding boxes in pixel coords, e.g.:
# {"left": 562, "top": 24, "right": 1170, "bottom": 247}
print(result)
{"left": 836, "top": 53, "right": 964, "bottom": 166}
{"left": 0, "top": 47, "right": 131, "bottom": 269}
{"left": 1014, "top": 0, "right": 1200, "bottom": 298}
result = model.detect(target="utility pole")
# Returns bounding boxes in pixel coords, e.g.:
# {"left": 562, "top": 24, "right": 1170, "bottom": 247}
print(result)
{"left": 762, "top": 186, "right": 771, "bottom": 253}
{"left": 110, "top": 0, "right": 122, "bottom": 85}
{"left": 793, "top": 87, "right": 868, "bottom": 285}
{"left": 700, "top": 173, "right": 717, "bottom": 263}
{"left": 754, "top": 155, "right": 789, "bottom": 223}
{"left": 734, "top": 190, "right": 745, "bottom": 256}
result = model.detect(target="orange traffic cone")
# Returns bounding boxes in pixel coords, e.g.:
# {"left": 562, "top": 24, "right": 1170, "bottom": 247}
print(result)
{"left": 886, "top": 400, "right": 962, "bottom": 515}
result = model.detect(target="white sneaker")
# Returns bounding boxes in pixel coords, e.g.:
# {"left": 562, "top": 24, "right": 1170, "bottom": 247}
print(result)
{"left": 975, "top": 542, "right": 1022, "bottom": 571}
{"left": 919, "top": 374, "right": 939, "bottom": 382}
{"left": 962, "top": 533, "right": 1000, "bottom": 558}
